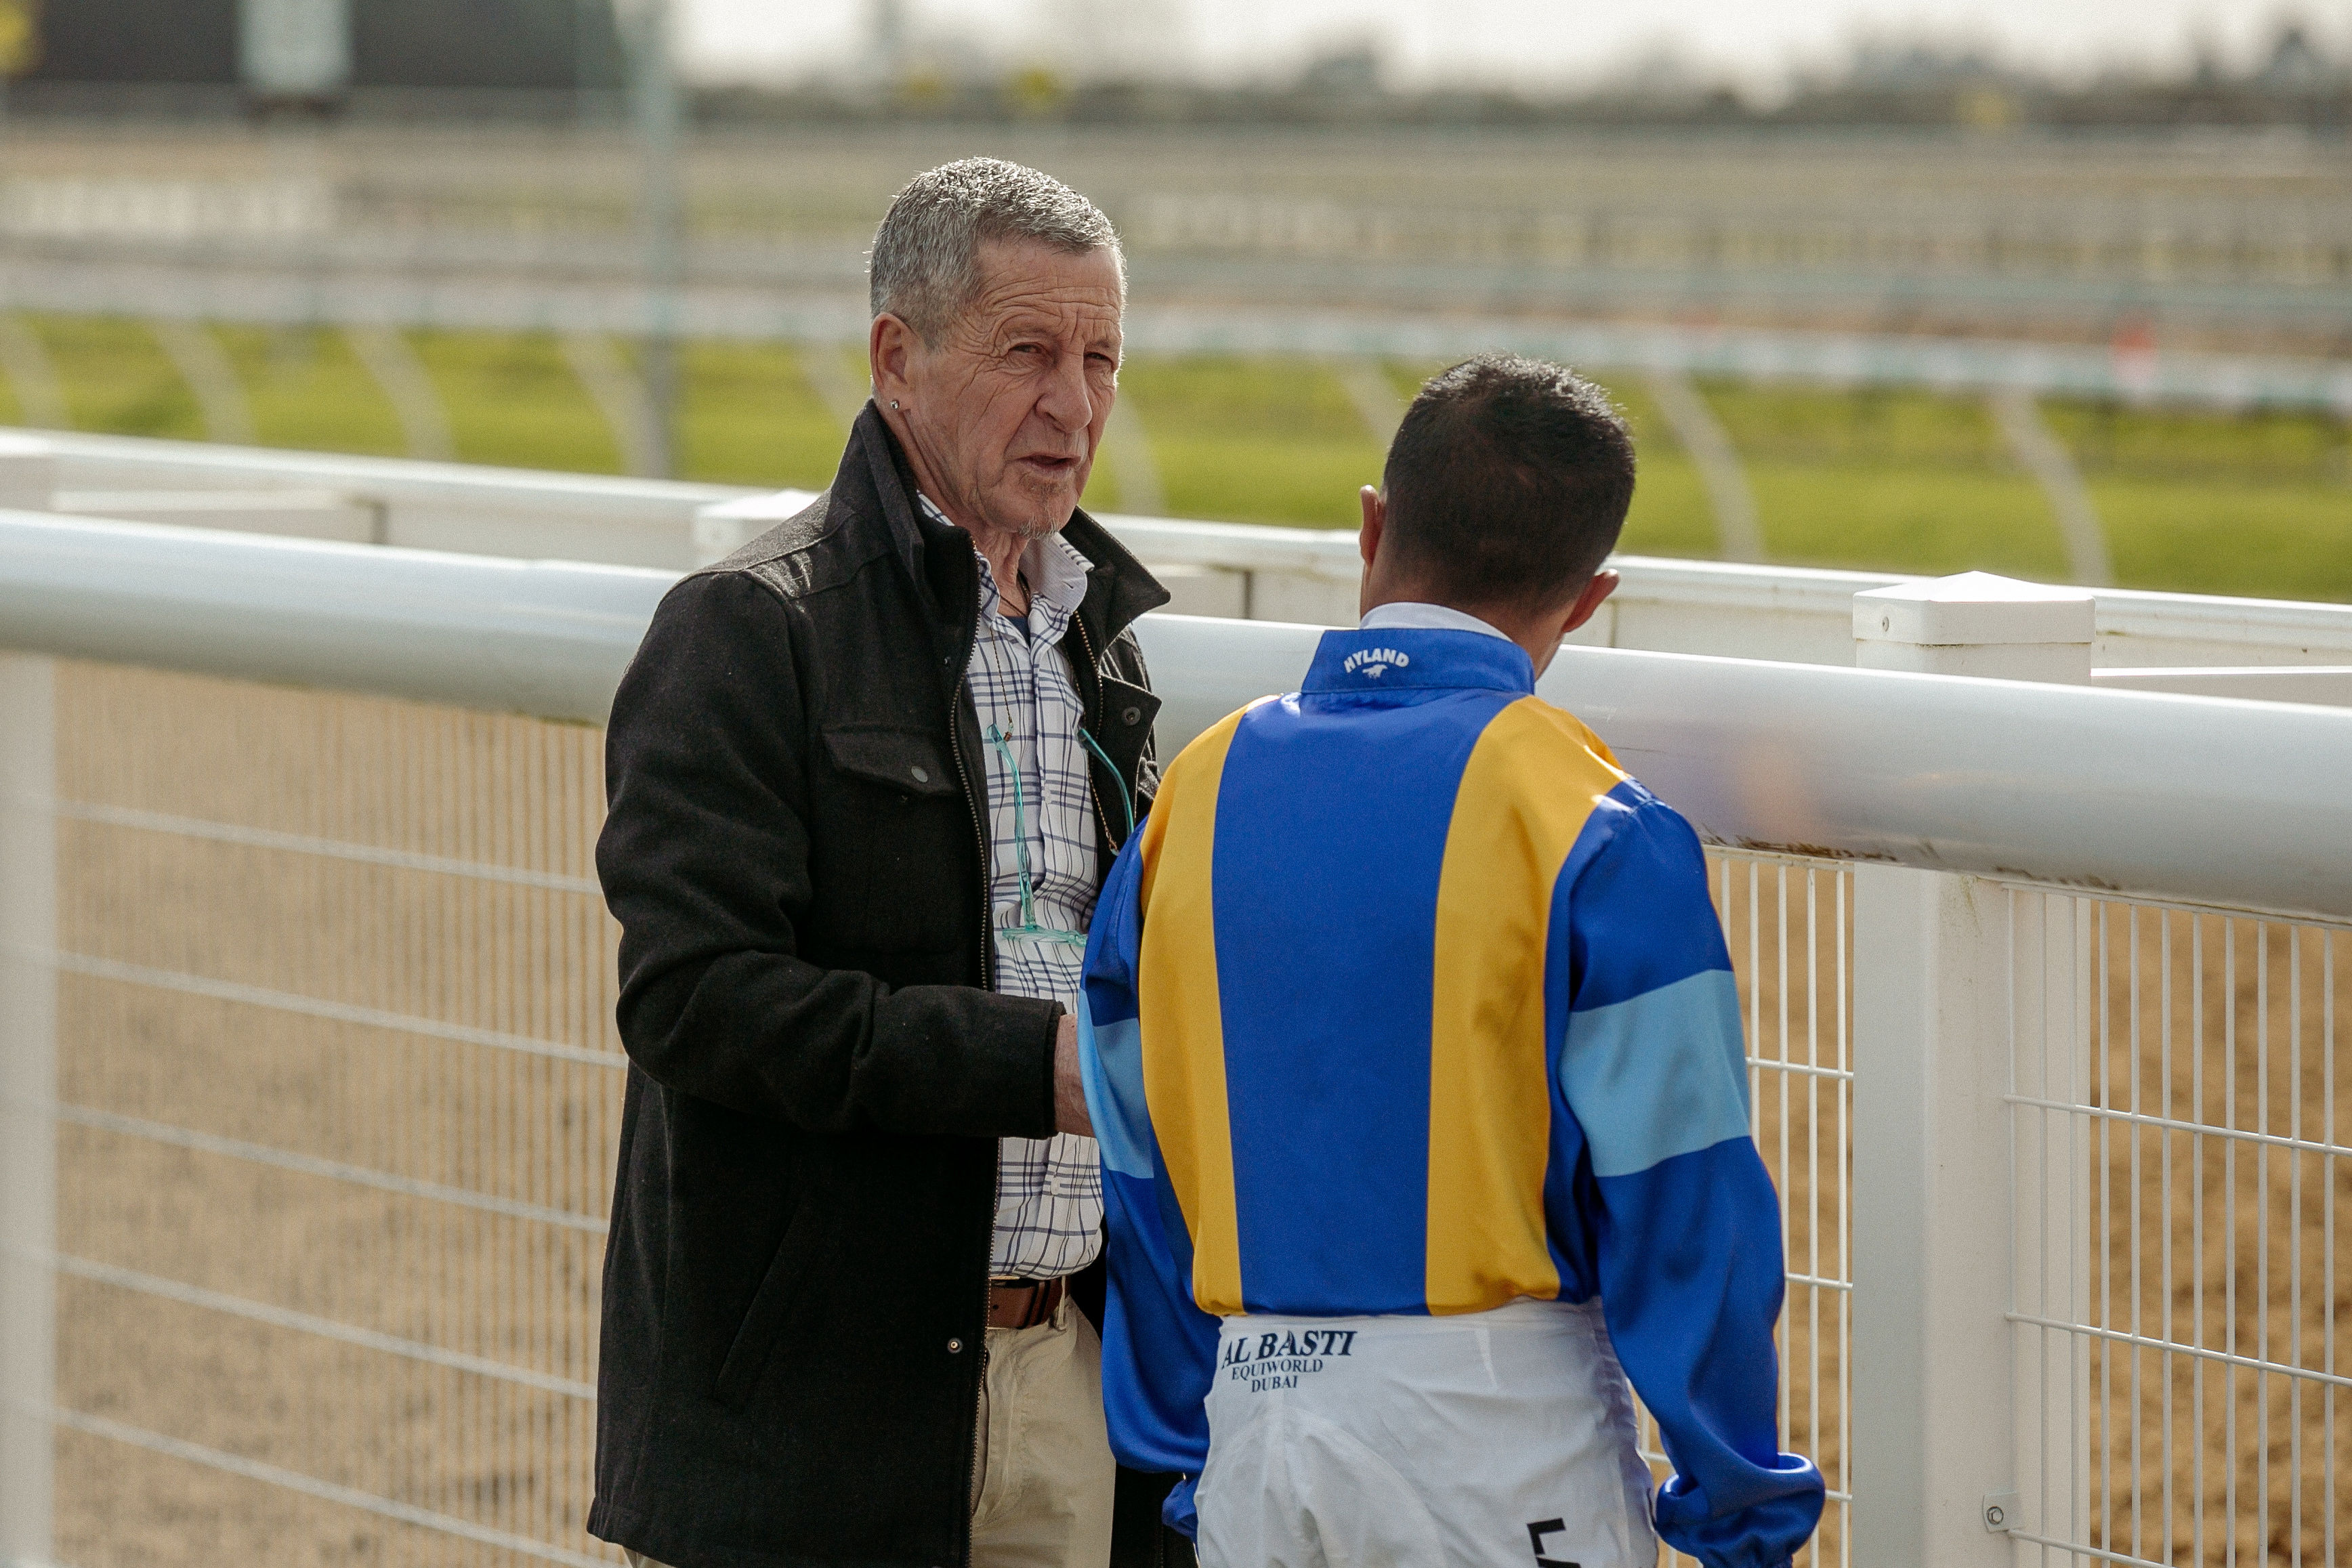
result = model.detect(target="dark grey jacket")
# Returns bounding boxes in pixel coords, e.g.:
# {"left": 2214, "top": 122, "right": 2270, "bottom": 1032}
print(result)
{"left": 589, "top": 406, "right": 1178, "bottom": 1568}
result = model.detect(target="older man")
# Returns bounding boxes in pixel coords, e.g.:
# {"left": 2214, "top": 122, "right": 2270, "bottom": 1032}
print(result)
{"left": 591, "top": 161, "right": 1172, "bottom": 1568}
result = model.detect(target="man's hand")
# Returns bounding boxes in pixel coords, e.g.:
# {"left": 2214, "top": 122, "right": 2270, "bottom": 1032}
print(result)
{"left": 1054, "top": 1013, "right": 1094, "bottom": 1137}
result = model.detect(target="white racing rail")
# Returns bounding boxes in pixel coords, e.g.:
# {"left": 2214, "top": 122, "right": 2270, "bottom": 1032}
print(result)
{"left": 0, "top": 506, "right": 2347, "bottom": 1568}
{"left": 12, "top": 427, "right": 2352, "bottom": 682}
{"left": 0, "top": 509, "right": 2343, "bottom": 920}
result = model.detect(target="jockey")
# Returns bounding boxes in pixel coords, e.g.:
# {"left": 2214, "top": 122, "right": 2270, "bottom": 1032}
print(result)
{"left": 1078, "top": 355, "right": 1825, "bottom": 1568}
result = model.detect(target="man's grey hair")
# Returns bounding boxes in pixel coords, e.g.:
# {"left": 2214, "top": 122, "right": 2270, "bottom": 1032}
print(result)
{"left": 868, "top": 158, "right": 1123, "bottom": 345}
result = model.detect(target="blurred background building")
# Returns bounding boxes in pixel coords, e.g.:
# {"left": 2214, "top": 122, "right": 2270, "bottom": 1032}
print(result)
{"left": 0, "top": 0, "right": 2343, "bottom": 599}
{"left": 16, "top": 0, "right": 625, "bottom": 110}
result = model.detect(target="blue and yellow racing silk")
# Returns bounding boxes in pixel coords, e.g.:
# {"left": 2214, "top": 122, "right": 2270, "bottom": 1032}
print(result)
{"left": 1078, "top": 627, "right": 1824, "bottom": 1568}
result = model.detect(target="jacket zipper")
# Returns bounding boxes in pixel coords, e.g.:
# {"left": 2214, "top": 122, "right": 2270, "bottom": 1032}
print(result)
{"left": 1068, "top": 616, "right": 1122, "bottom": 855}
{"left": 948, "top": 680, "right": 995, "bottom": 994}
{"left": 946, "top": 609, "right": 998, "bottom": 1568}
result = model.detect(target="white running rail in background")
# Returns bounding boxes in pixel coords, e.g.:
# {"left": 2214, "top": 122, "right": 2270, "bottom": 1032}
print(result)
{"left": 6, "top": 427, "right": 2352, "bottom": 687}
{"left": 0, "top": 479, "right": 2348, "bottom": 1565}
{"left": 5, "top": 246, "right": 2350, "bottom": 415}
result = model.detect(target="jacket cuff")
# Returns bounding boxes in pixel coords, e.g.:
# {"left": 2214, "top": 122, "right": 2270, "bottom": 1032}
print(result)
{"left": 962, "top": 991, "right": 1064, "bottom": 1141}
{"left": 1036, "top": 1000, "right": 1066, "bottom": 1139}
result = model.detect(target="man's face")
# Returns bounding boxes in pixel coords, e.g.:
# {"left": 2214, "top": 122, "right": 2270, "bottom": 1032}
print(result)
{"left": 888, "top": 239, "right": 1124, "bottom": 541}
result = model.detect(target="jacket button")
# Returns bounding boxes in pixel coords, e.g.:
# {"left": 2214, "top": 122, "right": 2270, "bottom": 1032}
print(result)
{"left": 946, "top": 1337, "right": 964, "bottom": 1353}
{"left": 1121, "top": 706, "right": 1141, "bottom": 726}
{"left": 910, "top": 765, "right": 930, "bottom": 784}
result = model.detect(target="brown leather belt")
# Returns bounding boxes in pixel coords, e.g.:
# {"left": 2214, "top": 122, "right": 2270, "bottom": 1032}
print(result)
{"left": 986, "top": 1276, "right": 1068, "bottom": 1331}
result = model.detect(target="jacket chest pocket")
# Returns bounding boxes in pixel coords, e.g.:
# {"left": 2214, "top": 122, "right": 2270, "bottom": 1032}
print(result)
{"left": 824, "top": 725, "right": 963, "bottom": 801}
{"left": 812, "top": 725, "right": 973, "bottom": 953}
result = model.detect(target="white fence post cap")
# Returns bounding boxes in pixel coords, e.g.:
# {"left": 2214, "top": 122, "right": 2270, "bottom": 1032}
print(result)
{"left": 1854, "top": 571, "right": 2096, "bottom": 648}
{"left": 691, "top": 488, "right": 822, "bottom": 566}
{"left": 0, "top": 434, "right": 56, "bottom": 513}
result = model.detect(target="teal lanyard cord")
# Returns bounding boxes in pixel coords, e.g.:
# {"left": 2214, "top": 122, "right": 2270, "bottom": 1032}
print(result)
{"left": 1078, "top": 726, "right": 1135, "bottom": 843}
{"left": 984, "top": 723, "right": 1087, "bottom": 948}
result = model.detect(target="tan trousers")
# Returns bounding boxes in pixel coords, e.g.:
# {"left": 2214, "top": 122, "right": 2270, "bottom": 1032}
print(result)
{"left": 623, "top": 1295, "right": 1114, "bottom": 1568}
{"left": 970, "top": 1295, "right": 1116, "bottom": 1568}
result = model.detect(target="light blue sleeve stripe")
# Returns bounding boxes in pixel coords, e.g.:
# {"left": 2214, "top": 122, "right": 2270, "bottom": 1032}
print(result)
{"left": 1079, "top": 1003, "right": 1156, "bottom": 1179}
{"left": 1560, "top": 968, "right": 1750, "bottom": 1179}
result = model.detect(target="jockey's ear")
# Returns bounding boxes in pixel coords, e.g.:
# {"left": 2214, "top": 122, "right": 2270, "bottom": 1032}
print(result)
{"left": 1356, "top": 488, "right": 1389, "bottom": 620}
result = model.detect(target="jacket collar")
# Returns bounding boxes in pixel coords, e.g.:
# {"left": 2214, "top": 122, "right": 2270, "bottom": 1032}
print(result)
{"left": 1301, "top": 627, "right": 1536, "bottom": 696}
{"left": 842, "top": 402, "right": 1168, "bottom": 645}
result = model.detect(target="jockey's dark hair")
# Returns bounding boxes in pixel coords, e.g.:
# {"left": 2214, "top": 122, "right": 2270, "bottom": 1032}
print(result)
{"left": 1381, "top": 354, "right": 1637, "bottom": 614}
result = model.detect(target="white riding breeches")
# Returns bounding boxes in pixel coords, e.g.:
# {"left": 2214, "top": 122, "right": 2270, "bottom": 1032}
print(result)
{"left": 1196, "top": 1298, "right": 1660, "bottom": 1568}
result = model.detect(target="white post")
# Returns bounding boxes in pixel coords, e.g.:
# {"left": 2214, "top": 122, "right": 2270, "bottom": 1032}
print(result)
{"left": 692, "top": 490, "right": 821, "bottom": 570}
{"left": 0, "top": 434, "right": 54, "bottom": 514}
{"left": 1851, "top": 574, "right": 2094, "bottom": 1565}
{"left": 1853, "top": 570, "right": 2095, "bottom": 683}
{"left": 0, "top": 654, "right": 56, "bottom": 1568}
{"left": 629, "top": 0, "right": 684, "bottom": 480}
{"left": 1852, "top": 867, "right": 2019, "bottom": 1567}
{"left": 237, "top": 0, "right": 354, "bottom": 101}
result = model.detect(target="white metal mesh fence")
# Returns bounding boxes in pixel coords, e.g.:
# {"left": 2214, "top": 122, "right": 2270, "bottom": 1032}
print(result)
{"left": 4, "top": 658, "right": 2341, "bottom": 1568}
{"left": 2009, "top": 891, "right": 2351, "bottom": 1567}
{"left": 1639, "top": 854, "right": 1854, "bottom": 1568}
{"left": 31, "top": 658, "right": 625, "bottom": 1568}
{"left": 10, "top": 668, "right": 1868, "bottom": 1567}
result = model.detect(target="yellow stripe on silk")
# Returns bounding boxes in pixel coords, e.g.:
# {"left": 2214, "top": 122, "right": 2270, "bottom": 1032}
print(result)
{"left": 1425, "top": 696, "right": 1629, "bottom": 1314}
{"left": 1138, "top": 706, "right": 1253, "bottom": 1315}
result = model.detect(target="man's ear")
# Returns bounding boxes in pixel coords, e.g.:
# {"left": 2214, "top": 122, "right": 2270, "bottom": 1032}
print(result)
{"left": 870, "top": 314, "right": 917, "bottom": 407}
{"left": 1559, "top": 569, "right": 1619, "bottom": 637}
{"left": 1526, "top": 570, "right": 1620, "bottom": 681}
{"left": 1358, "top": 487, "right": 1386, "bottom": 618}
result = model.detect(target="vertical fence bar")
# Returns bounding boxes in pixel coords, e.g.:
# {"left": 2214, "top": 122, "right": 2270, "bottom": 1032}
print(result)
{"left": 2008, "top": 889, "right": 2093, "bottom": 1563}
{"left": 2067, "top": 899, "right": 2093, "bottom": 1565}
{"left": 2326, "top": 933, "right": 2338, "bottom": 1568}
{"left": 2097, "top": 902, "right": 2113, "bottom": 1559}
{"left": 2160, "top": 909, "right": 2175, "bottom": 1562}
{"left": 1778, "top": 864, "right": 1793, "bottom": 1449}
{"left": 1838, "top": 868, "right": 1851, "bottom": 1568}
{"left": 2225, "top": 921, "right": 2239, "bottom": 1568}
{"left": 2014, "top": 890, "right": 2055, "bottom": 1567}
{"left": 0, "top": 654, "right": 56, "bottom": 1568}
{"left": 1852, "top": 866, "right": 2015, "bottom": 1567}
{"left": 2127, "top": 909, "right": 2143, "bottom": 1567}
{"left": 1804, "top": 868, "right": 1823, "bottom": 1561}
{"left": 2291, "top": 929, "right": 2304, "bottom": 1568}
{"left": 2183, "top": 921, "right": 2201, "bottom": 1568}
{"left": 2253, "top": 922, "right": 2273, "bottom": 1566}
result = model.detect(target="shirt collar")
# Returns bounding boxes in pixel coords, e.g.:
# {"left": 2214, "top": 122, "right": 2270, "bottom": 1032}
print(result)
{"left": 1358, "top": 601, "right": 1514, "bottom": 642}
{"left": 1301, "top": 626, "right": 1536, "bottom": 696}
{"left": 916, "top": 492, "right": 1093, "bottom": 625}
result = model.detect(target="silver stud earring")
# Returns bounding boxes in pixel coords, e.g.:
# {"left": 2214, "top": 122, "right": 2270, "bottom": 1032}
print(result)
{"left": 889, "top": 400, "right": 902, "bottom": 410}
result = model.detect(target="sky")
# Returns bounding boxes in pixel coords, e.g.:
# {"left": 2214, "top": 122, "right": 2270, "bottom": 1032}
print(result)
{"left": 678, "top": 0, "right": 2334, "bottom": 93}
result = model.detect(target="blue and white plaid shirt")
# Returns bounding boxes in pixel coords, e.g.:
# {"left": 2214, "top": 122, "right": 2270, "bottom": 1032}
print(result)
{"left": 923, "top": 493, "right": 1106, "bottom": 1280}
